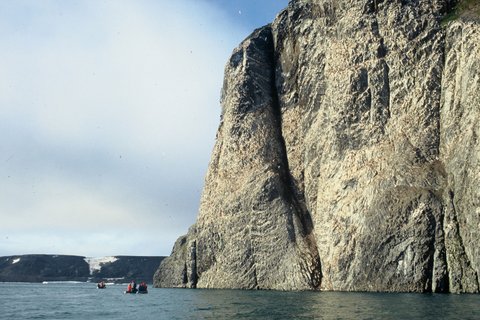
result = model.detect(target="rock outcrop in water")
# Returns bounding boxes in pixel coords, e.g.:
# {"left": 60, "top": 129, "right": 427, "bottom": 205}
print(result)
{"left": 154, "top": 0, "right": 480, "bottom": 293}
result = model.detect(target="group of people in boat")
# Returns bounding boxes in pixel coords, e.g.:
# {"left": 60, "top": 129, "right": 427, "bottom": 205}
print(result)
{"left": 96, "top": 280, "right": 148, "bottom": 294}
{"left": 125, "top": 280, "right": 148, "bottom": 294}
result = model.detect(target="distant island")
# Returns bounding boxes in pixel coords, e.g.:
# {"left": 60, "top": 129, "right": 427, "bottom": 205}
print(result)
{"left": 0, "top": 254, "right": 165, "bottom": 283}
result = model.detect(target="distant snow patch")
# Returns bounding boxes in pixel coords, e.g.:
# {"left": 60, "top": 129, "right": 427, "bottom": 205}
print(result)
{"left": 12, "top": 258, "right": 21, "bottom": 264}
{"left": 84, "top": 256, "right": 118, "bottom": 275}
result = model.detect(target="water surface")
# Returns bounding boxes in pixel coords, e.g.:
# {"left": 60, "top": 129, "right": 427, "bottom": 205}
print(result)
{"left": 1, "top": 282, "right": 479, "bottom": 319}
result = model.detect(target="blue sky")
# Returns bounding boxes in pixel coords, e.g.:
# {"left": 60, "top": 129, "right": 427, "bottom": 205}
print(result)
{"left": 0, "top": 0, "right": 289, "bottom": 257}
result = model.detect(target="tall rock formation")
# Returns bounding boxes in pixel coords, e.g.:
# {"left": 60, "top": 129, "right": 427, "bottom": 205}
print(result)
{"left": 154, "top": 0, "right": 480, "bottom": 293}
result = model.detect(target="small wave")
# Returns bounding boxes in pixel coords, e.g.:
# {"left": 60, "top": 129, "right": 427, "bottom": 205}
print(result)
{"left": 196, "top": 306, "right": 213, "bottom": 311}
{"left": 41, "top": 281, "right": 85, "bottom": 284}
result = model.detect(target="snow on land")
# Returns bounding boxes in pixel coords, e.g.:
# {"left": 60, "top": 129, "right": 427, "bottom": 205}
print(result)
{"left": 12, "top": 258, "right": 21, "bottom": 264}
{"left": 84, "top": 256, "right": 118, "bottom": 275}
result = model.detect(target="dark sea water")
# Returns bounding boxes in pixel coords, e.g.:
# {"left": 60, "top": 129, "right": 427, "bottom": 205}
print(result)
{"left": 1, "top": 282, "right": 479, "bottom": 319}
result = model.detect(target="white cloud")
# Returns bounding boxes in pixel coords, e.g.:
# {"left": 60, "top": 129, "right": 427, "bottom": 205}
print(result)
{"left": 0, "top": 0, "right": 249, "bottom": 256}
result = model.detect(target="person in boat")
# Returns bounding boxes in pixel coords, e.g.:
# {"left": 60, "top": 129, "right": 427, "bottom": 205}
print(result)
{"left": 138, "top": 281, "right": 148, "bottom": 293}
{"left": 126, "top": 280, "right": 137, "bottom": 293}
{"left": 97, "top": 281, "right": 106, "bottom": 289}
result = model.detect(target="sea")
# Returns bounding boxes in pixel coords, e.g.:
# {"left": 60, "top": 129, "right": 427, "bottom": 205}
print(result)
{"left": 1, "top": 282, "right": 479, "bottom": 319}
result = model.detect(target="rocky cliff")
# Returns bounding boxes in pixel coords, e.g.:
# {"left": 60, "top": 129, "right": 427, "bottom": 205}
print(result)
{"left": 0, "top": 255, "right": 164, "bottom": 283}
{"left": 154, "top": 0, "right": 480, "bottom": 293}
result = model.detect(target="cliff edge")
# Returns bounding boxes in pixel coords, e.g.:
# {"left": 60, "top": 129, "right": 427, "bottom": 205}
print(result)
{"left": 155, "top": 0, "right": 480, "bottom": 293}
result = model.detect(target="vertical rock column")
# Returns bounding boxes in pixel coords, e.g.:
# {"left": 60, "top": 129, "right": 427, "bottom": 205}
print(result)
{"left": 441, "top": 20, "right": 480, "bottom": 293}
{"left": 155, "top": 26, "right": 322, "bottom": 290}
{"left": 193, "top": 25, "right": 321, "bottom": 290}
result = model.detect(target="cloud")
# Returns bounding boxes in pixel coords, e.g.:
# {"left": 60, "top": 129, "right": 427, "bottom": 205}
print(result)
{"left": 0, "top": 0, "right": 249, "bottom": 256}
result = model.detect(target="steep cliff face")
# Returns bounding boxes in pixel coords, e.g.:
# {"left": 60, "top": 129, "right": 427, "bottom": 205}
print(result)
{"left": 156, "top": 26, "right": 321, "bottom": 290}
{"left": 154, "top": 0, "right": 480, "bottom": 293}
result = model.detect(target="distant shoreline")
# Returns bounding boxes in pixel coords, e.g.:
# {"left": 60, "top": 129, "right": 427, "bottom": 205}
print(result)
{"left": 1, "top": 254, "right": 165, "bottom": 283}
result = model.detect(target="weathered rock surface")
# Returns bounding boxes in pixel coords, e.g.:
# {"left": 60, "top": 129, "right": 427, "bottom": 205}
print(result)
{"left": 441, "top": 20, "right": 480, "bottom": 293}
{"left": 155, "top": 0, "right": 480, "bottom": 293}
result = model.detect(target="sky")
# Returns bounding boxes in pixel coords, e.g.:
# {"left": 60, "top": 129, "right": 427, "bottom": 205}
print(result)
{"left": 0, "top": 0, "right": 289, "bottom": 257}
